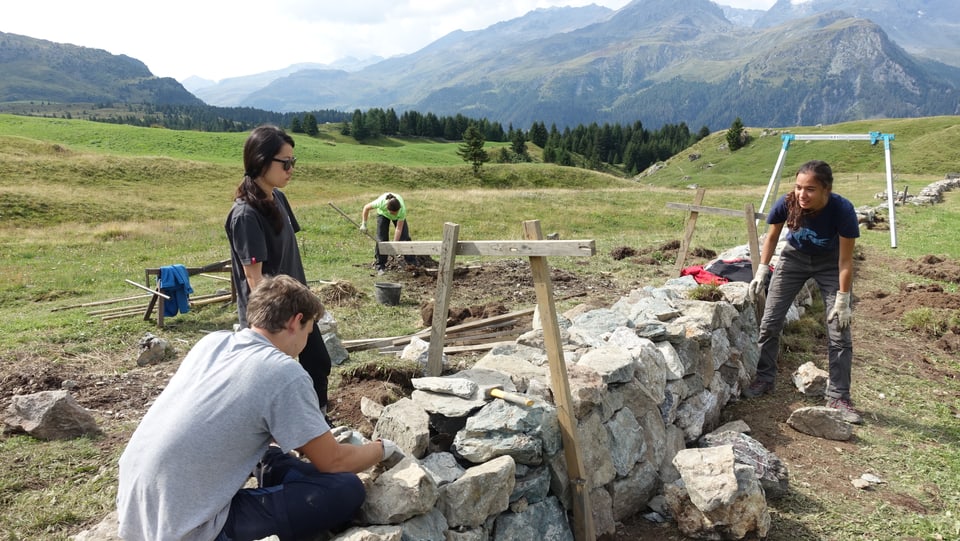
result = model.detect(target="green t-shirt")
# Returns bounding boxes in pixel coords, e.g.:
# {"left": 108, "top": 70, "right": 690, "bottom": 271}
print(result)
{"left": 372, "top": 192, "right": 407, "bottom": 221}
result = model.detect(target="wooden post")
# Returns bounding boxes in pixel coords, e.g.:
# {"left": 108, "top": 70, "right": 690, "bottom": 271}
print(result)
{"left": 744, "top": 203, "right": 761, "bottom": 275}
{"left": 522, "top": 220, "right": 595, "bottom": 541}
{"left": 426, "top": 223, "right": 460, "bottom": 376}
{"left": 673, "top": 187, "right": 706, "bottom": 274}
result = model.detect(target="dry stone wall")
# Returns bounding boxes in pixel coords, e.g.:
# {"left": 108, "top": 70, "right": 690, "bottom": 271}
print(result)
{"left": 346, "top": 277, "right": 776, "bottom": 540}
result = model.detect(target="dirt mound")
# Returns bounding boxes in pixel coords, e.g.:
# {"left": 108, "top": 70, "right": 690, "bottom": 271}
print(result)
{"left": 906, "top": 254, "right": 960, "bottom": 283}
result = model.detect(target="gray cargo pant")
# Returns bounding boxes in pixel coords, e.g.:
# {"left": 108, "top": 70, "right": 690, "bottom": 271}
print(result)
{"left": 755, "top": 244, "right": 853, "bottom": 400}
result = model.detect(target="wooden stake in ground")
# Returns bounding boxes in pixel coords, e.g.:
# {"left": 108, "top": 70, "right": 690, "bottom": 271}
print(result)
{"left": 426, "top": 223, "right": 460, "bottom": 376}
{"left": 673, "top": 187, "right": 706, "bottom": 274}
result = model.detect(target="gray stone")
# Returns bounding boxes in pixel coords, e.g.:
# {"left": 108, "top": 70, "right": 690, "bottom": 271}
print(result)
{"left": 420, "top": 452, "right": 465, "bottom": 486}
{"left": 361, "top": 457, "right": 438, "bottom": 525}
{"left": 511, "top": 465, "right": 551, "bottom": 504}
{"left": 452, "top": 399, "right": 559, "bottom": 466}
{"left": 491, "top": 497, "right": 573, "bottom": 541}
{"left": 69, "top": 511, "right": 121, "bottom": 540}
{"left": 444, "top": 527, "right": 486, "bottom": 541}
{"left": 576, "top": 345, "right": 635, "bottom": 384}
{"left": 605, "top": 408, "right": 644, "bottom": 477}
{"left": 656, "top": 341, "right": 685, "bottom": 381}
{"left": 4, "top": 390, "right": 101, "bottom": 440}
{"left": 334, "top": 525, "right": 403, "bottom": 541}
{"left": 571, "top": 411, "right": 615, "bottom": 488}
{"left": 665, "top": 463, "right": 771, "bottom": 540}
{"left": 792, "top": 361, "right": 829, "bottom": 396}
{"left": 324, "top": 333, "right": 349, "bottom": 366}
{"left": 673, "top": 445, "right": 739, "bottom": 513}
{"left": 787, "top": 407, "right": 854, "bottom": 441}
{"left": 439, "top": 456, "right": 516, "bottom": 528}
{"left": 700, "top": 431, "right": 789, "bottom": 499}
{"left": 361, "top": 396, "right": 385, "bottom": 421}
{"left": 410, "top": 389, "right": 485, "bottom": 418}
{"left": 136, "top": 332, "right": 171, "bottom": 366}
{"left": 373, "top": 398, "right": 431, "bottom": 459}
{"left": 570, "top": 308, "right": 633, "bottom": 336}
{"left": 675, "top": 390, "right": 720, "bottom": 443}
{"left": 609, "top": 460, "right": 659, "bottom": 521}
{"left": 589, "top": 486, "right": 616, "bottom": 536}
{"left": 400, "top": 508, "right": 447, "bottom": 541}
{"left": 412, "top": 377, "right": 478, "bottom": 398}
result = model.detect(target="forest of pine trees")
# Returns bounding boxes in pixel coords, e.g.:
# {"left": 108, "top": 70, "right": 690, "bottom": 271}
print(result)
{"left": 84, "top": 103, "right": 708, "bottom": 177}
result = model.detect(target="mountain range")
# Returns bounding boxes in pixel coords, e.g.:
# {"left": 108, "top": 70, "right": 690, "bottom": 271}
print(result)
{"left": 2, "top": 0, "right": 959, "bottom": 130}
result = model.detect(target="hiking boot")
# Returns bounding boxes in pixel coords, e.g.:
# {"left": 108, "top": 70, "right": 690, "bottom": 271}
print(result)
{"left": 377, "top": 268, "right": 385, "bottom": 276}
{"left": 827, "top": 397, "right": 863, "bottom": 424}
{"left": 742, "top": 378, "right": 775, "bottom": 398}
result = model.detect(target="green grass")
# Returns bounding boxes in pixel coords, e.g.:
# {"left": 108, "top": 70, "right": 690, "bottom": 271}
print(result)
{"left": 0, "top": 114, "right": 959, "bottom": 539}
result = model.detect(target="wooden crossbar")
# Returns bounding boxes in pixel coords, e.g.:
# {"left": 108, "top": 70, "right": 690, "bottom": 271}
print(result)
{"left": 377, "top": 239, "right": 596, "bottom": 257}
{"left": 668, "top": 193, "right": 766, "bottom": 276}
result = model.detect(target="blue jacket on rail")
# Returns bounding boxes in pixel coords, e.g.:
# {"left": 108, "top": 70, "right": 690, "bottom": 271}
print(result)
{"left": 159, "top": 264, "right": 193, "bottom": 317}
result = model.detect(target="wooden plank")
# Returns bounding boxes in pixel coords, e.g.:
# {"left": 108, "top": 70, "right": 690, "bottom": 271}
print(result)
{"left": 52, "top": 293, "right": 153, "bottom": 312}
{"left": 666, "top": 202, "right": 767, "bottom": 220}
{"left": 427, "top": 223, "right": 460, "bottom": 377}
{"left": 378, "top": 239, "right": 596, "bottom": 257}
{"left": 441, "top": 341, "right": 517, "bottom": 353}
{"left": 343, "top": 310, "right": 533, "bottom": 352}
{"left": 444, "top": 327, "right": 528, "bottom": 345}
{"left": 522, "top": 220, "right": 595, "bottom": 541}
{"left": 673, "top": 188, "right": 706, "bottom": 274}
{"left": 390, "top": 307, "right": 533, "bottom": 345}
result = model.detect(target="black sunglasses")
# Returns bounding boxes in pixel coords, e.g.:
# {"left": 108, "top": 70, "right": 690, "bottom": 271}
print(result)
{"left": 272, "top": 157, "right": 297, "bottom": 171}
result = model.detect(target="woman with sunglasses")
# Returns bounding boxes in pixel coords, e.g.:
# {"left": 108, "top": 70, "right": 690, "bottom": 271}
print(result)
{"left": 225, "top": 124, "right": 332, "bottom": 416}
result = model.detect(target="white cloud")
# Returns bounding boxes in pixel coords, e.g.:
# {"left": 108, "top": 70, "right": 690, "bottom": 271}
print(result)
{"left": 3, "top": 0, "right": 776, "bottom": 82}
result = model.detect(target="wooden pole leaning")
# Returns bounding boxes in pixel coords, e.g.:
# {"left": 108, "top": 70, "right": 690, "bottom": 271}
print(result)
{"left": 521, "top": 220, "right": 595, "bottom": 541}
{"left": 744, "top": 203, "right": 761, "bottom": 275}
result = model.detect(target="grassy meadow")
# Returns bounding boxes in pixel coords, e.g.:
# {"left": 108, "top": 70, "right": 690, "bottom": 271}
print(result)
{"left": 0, "top": 113, "right": 958, "bottom": 539}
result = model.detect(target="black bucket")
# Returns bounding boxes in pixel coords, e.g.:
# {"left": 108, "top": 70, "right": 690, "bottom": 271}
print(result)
{"left": 374, "top": 282, "right": 402, "bottom": 306}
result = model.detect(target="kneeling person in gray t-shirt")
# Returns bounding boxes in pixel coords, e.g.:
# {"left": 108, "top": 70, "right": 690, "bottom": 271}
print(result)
{"left": 117, "top": 275, "right": 397, "bottom": 541}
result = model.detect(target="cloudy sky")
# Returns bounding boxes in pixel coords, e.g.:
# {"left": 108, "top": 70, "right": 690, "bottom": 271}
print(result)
{"left": 3, "top": 0, "right": 777, "bottom": 82}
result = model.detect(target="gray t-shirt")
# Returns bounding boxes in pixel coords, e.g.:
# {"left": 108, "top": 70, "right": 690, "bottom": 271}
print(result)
{"left": 117, "top": 329, "right": 327, "bottom": 541}
{"left": 225, "top": 189, "right": 306, "bottom": 327}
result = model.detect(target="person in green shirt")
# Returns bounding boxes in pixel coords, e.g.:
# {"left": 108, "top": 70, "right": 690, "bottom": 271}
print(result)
{"left": 360, "top": 192, "right": 417, "bottom": 274}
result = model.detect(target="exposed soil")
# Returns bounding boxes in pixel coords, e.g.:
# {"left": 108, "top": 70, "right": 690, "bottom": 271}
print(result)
{"left": 2, "top": 243, "right": 959, "bottom": 540}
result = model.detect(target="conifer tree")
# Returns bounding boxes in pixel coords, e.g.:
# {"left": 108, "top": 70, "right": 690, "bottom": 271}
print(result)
{"left": 726, "top": 117, "right": 746, "bottom": 151}
{"left": 457, "top": 125, "right": 488, "bottom": 176}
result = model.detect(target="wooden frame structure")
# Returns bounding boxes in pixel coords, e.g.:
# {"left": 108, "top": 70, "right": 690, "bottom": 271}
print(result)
{"left": 668, "top": 188, "right": 765, "bottom": 276}
{"left": 378, "top": 220, "right": 597, "bottom": 541}
{"left": 142, "top": 260, "right": 235, "bottom": 327}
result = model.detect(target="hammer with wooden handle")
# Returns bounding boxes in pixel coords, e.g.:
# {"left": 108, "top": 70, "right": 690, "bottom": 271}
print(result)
{"left": 484, "top": 385, "right": 534, "bottom": 406}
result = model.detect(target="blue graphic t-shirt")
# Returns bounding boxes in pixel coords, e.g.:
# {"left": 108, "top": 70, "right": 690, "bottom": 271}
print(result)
{"left": 767, "top": 193, "right": 860, "bottom": 254}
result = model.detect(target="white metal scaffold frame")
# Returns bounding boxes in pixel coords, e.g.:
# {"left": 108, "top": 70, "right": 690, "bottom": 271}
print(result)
{"left": 758, "top": 132, "right": 898, "bottom": 248}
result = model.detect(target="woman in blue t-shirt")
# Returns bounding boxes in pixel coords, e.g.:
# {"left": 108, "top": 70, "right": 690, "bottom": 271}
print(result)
{"left": 743, "top": 160, "right": 862, "bottom": 424}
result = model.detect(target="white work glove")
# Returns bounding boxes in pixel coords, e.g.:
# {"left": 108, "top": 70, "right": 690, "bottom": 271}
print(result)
{"left": 359, "top": 221, "right": 367, "bottom": 233}
{"left": 331, "top": 427, "right": 367, "bottom": 446}
{"left": 748, "top": 265, "right": 771, "bottom": 303}
{"left": 379, "top": 438, "right": 399, "bottom": 461}
{"left": 827, "top": 291, "right": 852, "bottom": 329}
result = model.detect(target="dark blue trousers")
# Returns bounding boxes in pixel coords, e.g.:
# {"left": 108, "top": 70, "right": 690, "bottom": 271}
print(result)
{"left": 216, "top": 448, "right": 365, "bottom": 541}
